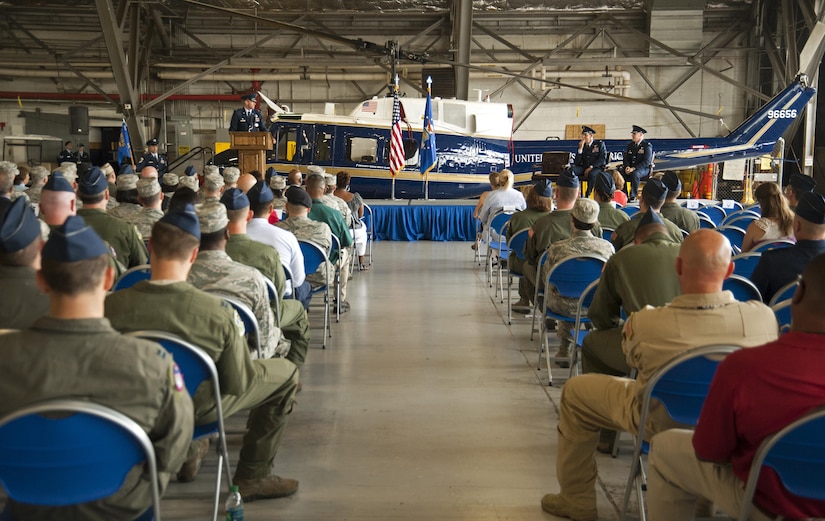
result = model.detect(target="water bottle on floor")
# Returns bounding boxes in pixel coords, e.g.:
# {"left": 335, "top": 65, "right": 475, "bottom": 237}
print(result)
{"left": 225, "top": 485, "right": 244, "bottom": 520}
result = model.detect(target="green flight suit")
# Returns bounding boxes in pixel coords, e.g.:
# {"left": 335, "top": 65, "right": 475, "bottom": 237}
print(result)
{"left": 597, "top": 201, "right": 630, "bottom": 231}
{"left": 520, "top": 209, "right": 603, "bottom": 302}
{"left": 77, "top": 208, "right": 148, "bottom": 269}
{"left": 0, "top": 317, "right": 193, "bottom": 520}
{"left": 0, "top": 265, "right": 49, "bottom": 329}
{"left": 226, "top": 233, "right": 311, "bottom": 368}
{"left": 611, "top": 211, "right": 684, "bottom": 250}
{"left": 105, "top": 281, "right": 299, "bottom": 480}
{"left": 583, "top": 232, "right": 682, "bottom": 376}
{"left": 659, "top": 201, "right": 699, "bottom": 233}
{"left": 506, "top": 208, "right": 549, "bottom": 278}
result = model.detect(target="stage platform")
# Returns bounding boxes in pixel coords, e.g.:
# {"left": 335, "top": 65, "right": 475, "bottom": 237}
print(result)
{"left": 364, "top": 199, "right": 476, "bottom": 242}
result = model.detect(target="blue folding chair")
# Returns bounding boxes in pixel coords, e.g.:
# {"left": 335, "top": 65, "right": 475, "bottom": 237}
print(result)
{"left": 539, "top": 254, "right": 607, "bottom": 385}
{"left": 568, "top": 279, "right": 600, "bottom": 379}
{"left": 620, "top": 206, "right": 640, "bottom": 218}
{"left": 731, "top": 252, "right": 761, "bottom": 279}
{"left": 362, "top": 203, "right": 374, "bottom": 266}
{"left": 721, "top": 209, "right": 760, "bottom": 227}
{"left": 739, "top": 406, "right": 825, "bottom": 521}
{"left": 207, "top": 292, "right": 263, "bottom": 358}
{"left": 771, "top": 299, "right": 792, "bottom": 334}
{"left": 752, "top": 239, "right": 796, "bottom": 253}
{"left": 0, "top": 399, "right": 162, "bottom": 521}
{"left": 112, "top": 264, "right": 151, "bottom": 291}
{"left": 127, "top": 331, "right": 232, "bottom": 521}
{"left": 530, "top": 250, "right": 549, "bottom": 344}
{"left": 620, "top": 344, "right": 742, "bottom": 521}
{"left": 698, "top": 205, "right": 726, "bottom": 226}
{"left": 504, "top": 228, "right": 530, "bottom": 322}
{"left": 601, "top": 227, "right": 614, "bottom": 241}
{"left": 486, "top": 210, "right": 513, "bottom": 287}
{"left": 768, "top": 279, "right": 799, "bottom": 306}
{"left": 696, "top": 212, "right": 717, "bottom": 229}
{"left": 723, "top": 274, "right": 762, "bottom": 302}
{"left": 330, "top": 234, "right": 343, "bottom": 323}
{"left": 299, "top": 239, "right": 331, "bottom": 347}
{"left": 493, "top": 221, "right": 514, "bottom": 301}
{"left": 717, "top": 225, "right": 747, "bottom": 254}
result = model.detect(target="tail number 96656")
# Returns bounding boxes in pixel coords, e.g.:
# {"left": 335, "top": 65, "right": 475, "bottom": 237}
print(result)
{"left": 767, "top": 109, "right": 798, "bottom": 119}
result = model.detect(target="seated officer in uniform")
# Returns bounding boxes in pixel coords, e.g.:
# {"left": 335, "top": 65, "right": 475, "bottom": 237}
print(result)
{"left": 520, "top": 172, "right": 603, "bottom": 307}
{"left": 105, "top": 206, "right": 300, "bottom": 500}
{"left": 751, "top": 191, "right": 825, "bottom": 303}
{"left": 569, "top": 126, "right": 607, "bottom": 198}
{"left": 223, "top": 187, "right": 311, "bottom": 370}
{"left": 0, "top": 198, "right": 49, "bottom": 328}
{"left": 38, "top": 171, "right": 77, "bottom": 229}
{"left": 277, "top": 186, "right": 334, "bottom": 291}
{"left": 1, "top": 215, "right": 193, "bottom": 519}
{"left": 783, "top": 172, "right": 816, "bottom": 211}
{"left": 591, "top": 170, "right": 630, "bottom": 230}
{"left": 648, "top": 252, "right": 825, "bottom": 521}
{"left": 508, "top": 179, "right": 554, "bottom": 310}
{"left": 540, "top": 229, "right": 778, "bottom": 521}
{"left": 659, "top": 171, "right": 699, "bottom": 233}
{"left": 136, "top": 138, "right": 168, "bottom": 176}
{"left": 611, "top": 178, "right": 684, "bottom": 250}
{"left": 617, "top": 125, "right": 653, "bottom": 202}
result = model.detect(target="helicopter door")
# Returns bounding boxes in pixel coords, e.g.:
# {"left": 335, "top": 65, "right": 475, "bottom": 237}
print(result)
{"left": 313, "top": 124, "right": 335, "bottom": 168}
{"left": 275, "top": 125, "right": 298, "bottom": 163}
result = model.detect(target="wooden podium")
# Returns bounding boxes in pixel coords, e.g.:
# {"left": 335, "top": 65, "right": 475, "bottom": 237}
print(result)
{"left": 230, "top": 131, "right": 273, "bottom": 174}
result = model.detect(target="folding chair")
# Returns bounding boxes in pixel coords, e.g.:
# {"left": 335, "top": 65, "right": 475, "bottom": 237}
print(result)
{"left": 263, "top": 276, "right": 281, "bottom": 327}
{"left": 721, "top": 209, "right": 760, "bottom": 227}
{"left": 538, "top": 254, "right": 607, "bottom": 385}
{"left": 698, "top": 205, "right": 726, "bottom": 226}
{"left": 207, "top": 292, "right": 263, "bottom": 359}
{"left": 127, "top": 331, "right": 232, "bottom": 521}
{"left": 493, "top": 222, "right": 513, "bottom": 301}
{"left": 505, "top": 228, "right": 530, "bottom": 323}
{"left": 620, "top": 344, "right": 742, "bottom": 521}
{"left": 330, "top": 234, "right": 343, "bottom": 323}
{"left": 771, "top": 299, "right": 792, "bottom": 334}
{"left": 112, "top": 264, "right": 151, "bottom": 292}
{"left": 282, "top": 264, "right": 295, "bottom": 300}
{"left": 768, "top": 279, "right": 799, "bottom": 306}
{"left": 731, "top": 251, "right": 761, "bottom": 279}
{"left": 486, "top": 210, "right": 513, "bottom": 287}
{"left": 0, "top": 399, "right": 162, "bottom": 521}
{"left": 723, "top": 274, "right": 762, "bottom": 302}
{"left": 620, "top": 206, "right": 640, "bottom": 218}
{"left": 739, "top": 406, "right": 825, "bottom": 521}
{"left": 696, "top": 213, "right": 716, "bottom": 229}
{"left": 568, "top": 278, "right": 600, "bottom": 379}
{"left": 752, "top": 239, "right": 796, "bottom": 253}
{"left": 601, "top": 227, "right": 614, "bottom": 241}
{"left": 298, "top": 239, "right": 331, "bottom": 347}
{"left": 716, "top": 225, "right": 747, "bottom": 255}
{"left": 530, "top": 250, "right": 549, "bottom": 343}
{"left": 362, "top": 203, "right": 375, "bottom": 266}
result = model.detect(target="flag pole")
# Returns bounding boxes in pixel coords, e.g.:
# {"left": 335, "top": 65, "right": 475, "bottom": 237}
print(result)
{"left": 391, "top": 75, "right": 399, "bottom": 201}
{"left": 424, "top": 76, "right": 432, "bottom": 201}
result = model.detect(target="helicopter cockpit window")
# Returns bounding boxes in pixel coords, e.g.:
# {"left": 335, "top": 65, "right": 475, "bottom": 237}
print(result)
{"left": 276, "top": 127, "right": 298, "bottom": 161}
{"left": 347, "top": 136, "right": 377, "bottom": 164}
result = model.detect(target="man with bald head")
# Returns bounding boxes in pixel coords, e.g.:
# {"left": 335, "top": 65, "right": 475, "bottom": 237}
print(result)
{"left": 287, "top": 168, "right": 302, "bottom": 187}
{"left": 140, "top": 166, "right": 159, "bottom": 180}
{"left": 648, "top": 252, "right": 825, "bottom": 520}
{"left": 541, "top": 229, "right": 779, "bottom": 521}
{"left": 38, "top": 172, "right": 77, "bottom": 228}
{"left": 237, "top": 173, "right": 257, "bottom": 193}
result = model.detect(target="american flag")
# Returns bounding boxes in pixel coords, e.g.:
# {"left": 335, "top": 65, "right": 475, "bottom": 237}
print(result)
{"left": 361, "top": 100, "right": 378, "bottom": 113}
{"left": 389, "top": 90, "right": 405, "bottom": 177}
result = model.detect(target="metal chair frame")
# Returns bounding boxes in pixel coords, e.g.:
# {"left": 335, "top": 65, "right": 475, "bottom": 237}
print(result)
{"left": 751, "top": 239, "right": 796, "bottom": 253}
{"left": 504, "top": 227, "right": 531, "bottom": 324}
{"left": 716, "top": 225, "right": 747, "bottom": 255}
{"left": 485, "top": 210, "right": 513, "bottom": 287}
{"left": 723, "top": 274, "right": 762, "bottom": 302}
{"left": 112, "top": 264, "right": 152, "bottom": 292}
{"left": 298, "top": 239, "right": 332, "bottom": 347}
{"left": 771, "top": 299, "right": 792, "bottom": 335}
{"left": 768, "top": 279, "right": 800, "bottom": 307}
{"left": 567, "top": 279, "right": 600, "bottom": 380}
{"left": 206, "top": 292, "right": 263, "bottom": 359}
{"left": 362, "top": 203, "right": 375, "bottom": 266}
{"left": 731, "top": 251, "right": 762, "bottom": 279}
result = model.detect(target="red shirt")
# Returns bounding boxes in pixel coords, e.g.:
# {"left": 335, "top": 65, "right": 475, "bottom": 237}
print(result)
{"left": 692, "top": 332, "right": 825, "bottom": 518}
{"left": 268, "top": 210, "right": 280, "bottom": 225}
{"left": 612, "top": 190, "right": 628, "bottom": 207}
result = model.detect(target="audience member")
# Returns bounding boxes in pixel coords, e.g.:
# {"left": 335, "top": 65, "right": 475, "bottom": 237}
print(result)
{"left": 134, "top": 178, "right": 164, "bottom": 239}
{"left": 611, "top": 178, "right": 684, "bottom": 250}
{"left": 24, "top": 166, "right": 49, "bottom": 204}
{"left": 38, "top": 172, "right": 77, "bottom": 229}
{"left": 591, "top": 170, "right": 630, "bottom": 230}
{"left": 741, "top": 182, "right": 794, "bottom": 252}
{"left": 610, "top": 169, "right": 628, "bottom": 207}
{"left": 783, "top": 172, "right": 816, "bottom": 211}
{"left": 287, "top": 168, "right": 302, "bottom": 187}
{"left": 222, "top": 166, "right": 240, "bottom": 190}
{"left": 168, "top": 186, "right": 201, "bottom": 212}
{"left": 277, "top": 186, "right": 334, "bottom": 293}
{"left": 109, "top": 173, "right": 141, "bottom": 220}
{"left": 202, "top": 173, "right": 225, "bottom": 203}
{"left": 237, "top": 173, "right": 257, "bottom": 193}
{"left": 477, "top": 169, "right": 526, "bottom": 240}
{"left": 508, "top": 179, "right": 554, "bottom": 309}
{"left": 659, "top": 171, "right": 699, "bottom": 233}
{"left": 334, "top": 171, "right": 369, "bottom": 270}
{"left": 269, "top": 174, "right": 288, "bottom": 219}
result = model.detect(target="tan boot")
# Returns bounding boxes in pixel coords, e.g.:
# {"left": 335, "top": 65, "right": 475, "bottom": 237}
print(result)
{"left": 236, "top": 475, "right": 299, "bottom": 501}
{"left": 176, "top": 438, "right": 210, "bottom": 483}
{"left": 540, "top": 493, "right": 597, "bottom": 521}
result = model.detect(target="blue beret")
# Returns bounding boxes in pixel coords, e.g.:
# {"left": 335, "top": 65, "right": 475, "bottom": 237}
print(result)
{"left": 184, "top": 165, "right": 196, "bottom": 177}
{"left": 556, "top": 170, "right": 580, "bottom": 189}
{"left": 662, "top": 171, "right": 682, "bottom": 193}
{"left": 593, "top": 170, "right": 615, "bottom": 195}
{"left": 632, "top": 125, "right": 647, "bottom": 134}
{"left": 221, "top": 187, "right": 250, "bottom": 210}
{"left": 581, "top": 126, "right": 596, "bottom": 135}
{"left": 241, "top": 93, "right": 257, "bottom": 101}
{"left": 796, "top": 191, "right": 825, "bottom": 225}
{"left": 78, "top": 166, "right": 109, "bottom": 195}
{"left": 44, "top": 172, "right": 75, "bottom": 193}
{"left": 119, "top": 164, "right": 134, "bottom": 176}
{"left": 533, "top": 178, "right": 553, "bottom": 198}
{"left": 638, "top": 209, "right": 665, "bottom": 228}
{"left": 285, "top": 186, "right": 312, "bottom": 209}
{"left": 643, "top": 178, "right": 667, "bottom": 202}
{"left": 0, "top": 198, "right": 41, "bottom": 253}
{"left": 42, "top": 216, "right": 108, "bottom": 262}
{"left": 789, "top": 173, "right": 816, "bottom": 192}
{"left": 248, "top": 180, "right": 275, "bottom": 205}
{"left": 158, "top": 203, "right": 201, "bottom": 239}
{"left": 147, "top": 138, "right": 159, "bottom": 146}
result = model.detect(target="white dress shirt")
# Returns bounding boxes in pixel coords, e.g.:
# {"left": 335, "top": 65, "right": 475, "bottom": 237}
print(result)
{"left": 247, "top": 217, "right": 306, "bottom": 293}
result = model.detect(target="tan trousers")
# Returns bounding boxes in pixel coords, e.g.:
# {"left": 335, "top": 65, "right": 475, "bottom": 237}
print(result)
{"left": 648, "top": 429, "right": 776, "bottom": 521}
{"left": 581, "top": 327, "right": 630, "bottom": 376}
{"left": 338, "top": 248, "right": 350, "bottom": 301}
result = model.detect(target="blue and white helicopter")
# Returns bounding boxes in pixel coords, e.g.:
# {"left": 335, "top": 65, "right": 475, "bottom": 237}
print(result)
{"left": 251, "top": 73, "right": 814, "bottom": 199}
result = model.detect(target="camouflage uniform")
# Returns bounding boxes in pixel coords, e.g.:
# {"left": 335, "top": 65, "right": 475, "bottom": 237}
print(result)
{"left": 272, "top": 196, "right": 287, "bottom": 216}
{"left": 277, "top": 215, "right": 334, "bottom": 287}
{"left": 25, "top": 185, "right": 44, "bottom": 205}
{"left": 322, "top": 193, "right": 353, "bottom": 226}
{"left": 540, "top": 231, "right": 614, "bottom": 353}
{"left": 226, "top": 234, "right": 311, "bottom": 368}
{"left": 77, "top": 208, "right": 148, "bottom": 268}
{"left": 506, "top": 207, "right": 550, "bottom": 278}
{"left": 309, "top": 197, "right": 353, "bottom": 301}
{"left": 659, "top": 202, "right": 699, "bottom": 233}
{"left": 611, "top": 211, "right": 684, "bottom": 250}
{"left": 597, "top": 201, "right": 630, "bottom": 230}
{"left": 109, "top": 202, "right": 142, "bottom": 221}
{"left": 133, "top": 207, "right": 164, "bottom": 239}
{"left": 188, "top": 250, "right": 284, "bottom": 359}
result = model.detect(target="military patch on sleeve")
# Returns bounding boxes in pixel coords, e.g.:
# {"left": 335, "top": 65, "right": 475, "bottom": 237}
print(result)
{"left": 232, "top": 309, "right": 246, "bottom": 336}
{"left": 172, "top": 362, "right": 185, "bottom": 392}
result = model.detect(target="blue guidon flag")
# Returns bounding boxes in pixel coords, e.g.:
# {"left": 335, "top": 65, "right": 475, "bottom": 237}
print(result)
{"left": 420, "top": 78, "right": 437, "bottom": 178}
{"left": 117, "top": 121, "right": 133, "bottom": 165}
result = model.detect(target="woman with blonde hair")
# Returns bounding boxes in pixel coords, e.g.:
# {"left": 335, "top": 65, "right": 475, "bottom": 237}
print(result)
{"left": 741, "top": 181, "right": 795, "bottom": 252}
{"left": 472, "top": 172, "right": 502, "bottom": 250}
{"left": 477, "top": 169, "right": 527, "bottom": 240}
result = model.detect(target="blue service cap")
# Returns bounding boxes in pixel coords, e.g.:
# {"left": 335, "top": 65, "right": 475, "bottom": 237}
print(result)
{"left": 147, "top": 138, "right": 159, "bottom": 146}
{"left": 637, "top": 209, "right": 665, "bottom": 228}
{"left": 158, "top": 203, "right": 201, "bottom": 239}
{"left": 643, "top": 178, "right": 667, "bottom": 202}
{"left": 533, "top": 178, "right": 553, "bottom": 198}
{"left": 42, "top": 215, "right": 108, "bottom": 262}
{"left": 662, "top": 171, "right": 682, "bottom": 193}
{"left": 632, "top": 125, "right": 647, "bottom": 134}
{"left": 581, "top": 126, "right": 596, "bottom": 135}
{"left": 44, "top": 172, "right": 75, "bottom": 193}
{"left": 796, "top": 191, "right": 825, "bottom": 225}
{"left": 556, "top": 170, "right": 580, "bottom": 189}
{"left": 592, "top": 170, "right": 615, "bottom": 195}
{"left": 789, "top": 173, "right": 816, "bottom": 192}
{"left": 78, "top": 166, "right": 108, "bottom": 195}
{"left": 0, "top": 197, "right": 41, "bottom": 253}
{"left": 119, "top": 164, "right": 134, "bottom": 176}
{"left": 247, "top": 180, "right": 275, "bottom": 205}
{"left": 184, "top": 165, "right": 197, "bottom": 177}
{"left": 221, "top": 187, "right": 251, "bottom": 210}
{"left": 241, "top": 93, "right": 257, "bottom": 101}
{"left": 266, "top": 167, "right": 276, "bottom": 182}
